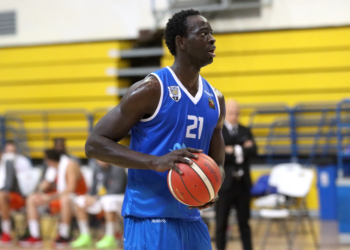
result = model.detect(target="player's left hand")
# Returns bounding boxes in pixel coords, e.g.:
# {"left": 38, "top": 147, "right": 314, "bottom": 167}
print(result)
{"left": 188, "top": 195, "right": 219, "bottom": 210}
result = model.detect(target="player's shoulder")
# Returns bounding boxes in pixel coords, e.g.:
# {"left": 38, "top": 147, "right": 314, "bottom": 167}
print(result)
{"left": 211, "top": 87, "right": 224, "bottom": 103}
{"left": 121, "top": 75, "right": 161, "bottom": 106}
{"left": 130, "top": 75, "right": 161, "bottom": 95}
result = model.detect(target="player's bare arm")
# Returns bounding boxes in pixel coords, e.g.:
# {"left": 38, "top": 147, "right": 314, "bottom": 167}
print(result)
{"left": 85, "top": 75, "right": 201, "bottom": 174}
{"left": 189, "top": 88, "right": 226, "bottom": 210}
{"left": 38, "top": 180, "right": 52, "bottom": 193}
{"left": 208, "top": 88, "right": 226, "bottom": 182}
{"left": 63, "top": 161, "right": 80, "bottom": 195}
{"left": 46, "top": 160, "right": 80, "bottom": 201}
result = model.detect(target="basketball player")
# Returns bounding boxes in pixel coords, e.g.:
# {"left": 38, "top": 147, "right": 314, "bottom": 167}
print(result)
{"left": 85, "top": 9, "right": 225, "bottom": 250}
{"left": 19, "top": 149, "right": 87, "bottom": 248}
{"left": 0, "top": 150, "right": 25, "bottom": 246}
{"left": 71, "top": 160, "right": 127, "bottom": 249}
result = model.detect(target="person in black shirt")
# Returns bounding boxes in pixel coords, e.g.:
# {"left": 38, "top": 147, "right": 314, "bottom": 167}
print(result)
{"left": 215, "top": 100, "right": 257, "bottom": 250}
{"left": 71, "top": 160, "right": 127, "bottom": 249}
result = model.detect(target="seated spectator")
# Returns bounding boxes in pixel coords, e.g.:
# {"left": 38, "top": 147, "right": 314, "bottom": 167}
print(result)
{"left": 71, "top": 160, "right": 127, "bottom": 249}
{"left": 19, "top": 149, "right": 87, "bottom": 248}
{"left": 0, "top": 150, "right": 25, "bottom": 246}
{"left": 53, "top": 138, "right": 80, "bottom": 164}
{"left": 2, "top": 140, "right": 32, "bottom": 173}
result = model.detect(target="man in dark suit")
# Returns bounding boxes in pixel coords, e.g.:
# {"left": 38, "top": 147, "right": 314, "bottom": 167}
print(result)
{"left": 215, "top": 100, "right": 257, "bottom": 250}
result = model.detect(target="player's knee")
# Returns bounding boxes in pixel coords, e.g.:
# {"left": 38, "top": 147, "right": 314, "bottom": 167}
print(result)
{"left": 60, "top": 194, "right": 71, "bottom": 205}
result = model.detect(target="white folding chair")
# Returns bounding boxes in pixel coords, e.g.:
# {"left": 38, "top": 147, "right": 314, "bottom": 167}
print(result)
{"left": 254, "top": 163, "right": 302, "bottom": 208}
{"left": 254, "top": 163, "right": 302, "bottom": 235}
{"left": 259, "top": 168, "right": 318, "bottom": 250}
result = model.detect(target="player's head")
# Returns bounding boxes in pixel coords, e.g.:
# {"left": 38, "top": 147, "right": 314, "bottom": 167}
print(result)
{"left": 54, "top": 137, "right": 67, "bottom": 154}
{"left": 164, "top": 9, "right": 216, "bottom": 67}
{"left": 96, "top": 160, "right": 110, "bottom": 169}
{"left": 44, "top": 149, "right": 61, "bottom": 167}
{"left": 4, "top": 140, "right": 17, "bottom": 154}
{"left": 226, "top": 99, "right": 240, "bottom": 125}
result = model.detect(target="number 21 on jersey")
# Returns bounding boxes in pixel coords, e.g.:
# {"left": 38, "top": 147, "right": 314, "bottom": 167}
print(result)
{"left": 186, "top": 115, "right": 204, "bottom": 139}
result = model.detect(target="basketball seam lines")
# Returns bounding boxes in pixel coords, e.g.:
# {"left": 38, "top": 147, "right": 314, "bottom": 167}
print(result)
{"left": 187, "top": 162, "right": 212, "bottom": 202}
{"left": 168, "top": 170, "right": 188, "bottom": 206}
{"left": 200, "top": 154, "right": 221, "bottom": 187}
{"left": 186, "top": 157, "right": 215, "bottom": 201}
{"left": 191, "top": 162, "right": 215, "bottom": 201}
{"left": 201, "top": 154, "right": 220, "bottom": 174}
{"left": 179, "top": 174, "right": 205, "bottom": 206}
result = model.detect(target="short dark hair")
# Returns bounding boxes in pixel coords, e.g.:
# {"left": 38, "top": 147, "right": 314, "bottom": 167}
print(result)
{"left": 44, "top": 149, "right": 61, "bottom": 162}
{"left": 5, "top": 140, "right": 15, "bottom": 145}
{"left": 164, "top": 9, "right": 200, "bottom": 56}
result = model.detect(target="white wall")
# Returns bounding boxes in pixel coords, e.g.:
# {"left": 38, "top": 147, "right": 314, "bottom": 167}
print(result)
{"left": 209, "top": 0, "right": 350, "bottom": 33}
{"left": 0, "top": 0, "right": 350, "bottom": 47}
{"left": 0, "top": 0, "right": 155, "bottom": 47}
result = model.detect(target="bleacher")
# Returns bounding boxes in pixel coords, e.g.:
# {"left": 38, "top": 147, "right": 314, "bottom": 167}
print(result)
{"left": 0, "top": 41, "right": 133, "bottom": 158}
{"left": 161, "top": 25, "right": 350, "bottom": 166}
{"left": 1, "top": 26, "right": 350, "bottom": 163}
{"left": 162, "top": 26, "right": 350, "bottom": 104}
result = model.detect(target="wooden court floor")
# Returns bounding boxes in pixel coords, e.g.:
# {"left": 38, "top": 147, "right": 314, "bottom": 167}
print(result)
{"left": 2, "top": 219, "right": 349, "bottom": 250}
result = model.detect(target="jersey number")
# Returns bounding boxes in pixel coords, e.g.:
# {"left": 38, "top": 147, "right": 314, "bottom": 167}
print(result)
{"left": 186, "top": 115, "right": 204, "bottom": 139}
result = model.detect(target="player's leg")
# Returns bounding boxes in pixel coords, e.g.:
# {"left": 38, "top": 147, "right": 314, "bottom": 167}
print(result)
{"left": 70, "top": 196, "right": 94, "bottom": 248}
{"left": 0, "top": 191, "right": 12, "bottom": 245}
{"left": 235, "top": 192, "right": 253, "bottom": 250}
{"left": 19, "top": 193, "right": 43, "bottom": 247}
{"left": 215, "top": 191, "right": 234, "bottom": 250}
{"left": 96, "top": 195, "right": 123, "bottom": 249}
{"left": 54, "top": 194, "right": 73, "bottom": 247}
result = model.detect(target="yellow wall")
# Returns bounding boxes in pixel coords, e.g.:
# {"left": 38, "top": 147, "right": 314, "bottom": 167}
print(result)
{"left": 162, "top": 26, "right": 350, "bottom": 106}
{"left": 162, "top": 26, "right": 350, "bottom": 155}
{"left": 0, "top": 41, "right": 132, "bottom": 158}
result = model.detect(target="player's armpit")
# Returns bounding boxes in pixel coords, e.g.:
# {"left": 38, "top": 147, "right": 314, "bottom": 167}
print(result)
{"left": 87, "top": 75, "right": 161, "bottom": 147}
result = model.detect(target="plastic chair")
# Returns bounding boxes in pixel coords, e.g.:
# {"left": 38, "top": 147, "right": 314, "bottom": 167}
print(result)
{"left": 254, "top": 163, "right": 302, "bottom": 208}
{"left": 259, "top": 168, "right": 318, "bottom": 250}
{"left": 254, "top": 163, "right": 302, "bottom": 235}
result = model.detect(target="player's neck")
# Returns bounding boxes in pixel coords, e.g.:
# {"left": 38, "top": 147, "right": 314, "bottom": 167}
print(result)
{"left": 170, "top": 61, "right": 200, "bottom": 89}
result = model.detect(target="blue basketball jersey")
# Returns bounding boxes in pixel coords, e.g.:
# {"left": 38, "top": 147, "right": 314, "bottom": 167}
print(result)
{"left": 122, "top": 66, "right": 220, "bottom": 221}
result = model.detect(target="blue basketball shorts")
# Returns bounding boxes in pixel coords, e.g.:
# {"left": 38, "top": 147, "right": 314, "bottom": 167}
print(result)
{"left": 123, "top": 216, "right": 212, "bottom": 250}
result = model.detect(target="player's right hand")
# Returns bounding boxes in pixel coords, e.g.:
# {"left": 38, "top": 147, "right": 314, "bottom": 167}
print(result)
{"left": 150, "top": 147, "right": 203, "bottom": 175}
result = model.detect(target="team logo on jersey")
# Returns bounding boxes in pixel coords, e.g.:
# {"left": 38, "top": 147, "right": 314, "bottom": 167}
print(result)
{"left": 208, "top": 98, "right": 215, "bottom": 109}
{"left": 168, "top": 86, "right": 181, "bottom": 102}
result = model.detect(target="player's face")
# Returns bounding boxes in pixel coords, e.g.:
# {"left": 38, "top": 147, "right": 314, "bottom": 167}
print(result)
{"left": 4, "top": 144, "right": 16, "bottom": 154}
{"left": 184, "top": 15, "right": 216, "bottom": 67}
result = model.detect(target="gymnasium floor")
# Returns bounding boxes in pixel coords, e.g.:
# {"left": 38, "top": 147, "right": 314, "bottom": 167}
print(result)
{"left": 5, "top": 219, "right": 349, "bottom": 250}
{"left": 219, "top": 220, "right": 348, "bottom": 250}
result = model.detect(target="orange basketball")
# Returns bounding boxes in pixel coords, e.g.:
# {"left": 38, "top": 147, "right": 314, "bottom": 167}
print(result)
{"left": 167, "top": 153, "right": 222, "bottom": 206}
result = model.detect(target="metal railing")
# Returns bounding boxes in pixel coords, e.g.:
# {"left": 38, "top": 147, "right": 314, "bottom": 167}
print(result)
{"left": 0, "top": 99, "right": 349, "bottom": 168}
